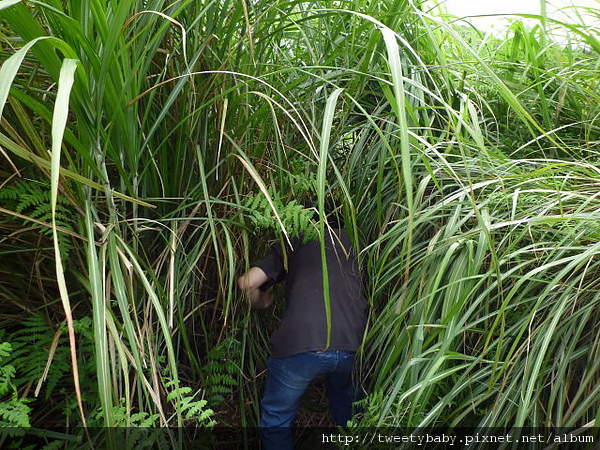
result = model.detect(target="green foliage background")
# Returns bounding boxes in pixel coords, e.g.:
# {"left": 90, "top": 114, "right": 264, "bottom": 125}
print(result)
{"left": 0, "top": 0, "right": 599, "bottom": 442}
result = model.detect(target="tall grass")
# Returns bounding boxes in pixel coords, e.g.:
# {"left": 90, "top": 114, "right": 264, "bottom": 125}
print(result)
{"left": 1, "top": 0, "right": 599, "bottom": 436}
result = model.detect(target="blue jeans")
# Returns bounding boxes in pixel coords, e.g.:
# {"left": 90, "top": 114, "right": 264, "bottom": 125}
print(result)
{"left": 259, "top": 350, "right": 357, "bottom": 450}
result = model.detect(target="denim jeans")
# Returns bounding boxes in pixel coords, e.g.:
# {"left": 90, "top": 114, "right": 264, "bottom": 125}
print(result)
{"left": 259, "top": 350, "right": 357, "bottom": 450}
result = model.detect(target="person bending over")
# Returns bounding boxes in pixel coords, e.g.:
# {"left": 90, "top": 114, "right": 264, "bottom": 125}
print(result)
{"left": 238, "top": 206, "right": 367, "bottom": 450}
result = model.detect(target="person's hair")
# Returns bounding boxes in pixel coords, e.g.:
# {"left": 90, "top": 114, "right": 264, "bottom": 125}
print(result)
{"left": 308, "top": 195, "right": 344, "bottom": 229}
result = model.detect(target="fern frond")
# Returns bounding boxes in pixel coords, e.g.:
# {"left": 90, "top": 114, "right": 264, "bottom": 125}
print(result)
{"left": 6, "top": 315, "right": 87, "bottom": 400}
{"left": 0, "top": 400, "right": 32, "bottom": 427}
{"left": 1, "top": 179, "right": 77, "bottom": 259}
{"left": 138, "top": 413, "right": 160, "bottom": 427}
{"left": 0, "top": 342, "right": 33, "bottom": 427}
{"left": 166, "top": 385, "right": 192, "bottom": 402}
{"left": 0, "top": 342, "right": 11, "bottom": 361}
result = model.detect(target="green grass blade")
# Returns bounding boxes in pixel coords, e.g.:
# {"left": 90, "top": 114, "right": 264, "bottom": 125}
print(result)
{"left": 50, "top": 57, "right": 88, "bottom": 427}
{"left": 318, "top": 87, "right": 343, "bottom": 349}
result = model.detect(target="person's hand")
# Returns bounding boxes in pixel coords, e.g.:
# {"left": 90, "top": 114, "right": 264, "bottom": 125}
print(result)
{"left": 238, "top": 267, "right": 273, "bottom": 309}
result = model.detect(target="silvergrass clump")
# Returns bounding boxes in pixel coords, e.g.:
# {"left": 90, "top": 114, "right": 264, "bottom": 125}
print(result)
{"left": 0, "top": 0, "right": 599, "bottom": 435}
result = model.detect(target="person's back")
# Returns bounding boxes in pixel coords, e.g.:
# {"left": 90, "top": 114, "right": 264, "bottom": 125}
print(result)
{"left": 257, "top": 229, "right": 366, "bottom": 358}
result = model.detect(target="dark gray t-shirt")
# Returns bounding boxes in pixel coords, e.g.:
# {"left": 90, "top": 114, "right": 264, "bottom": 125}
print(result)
{"left": 254, "top": 229, "right": 367, "bottom": 358}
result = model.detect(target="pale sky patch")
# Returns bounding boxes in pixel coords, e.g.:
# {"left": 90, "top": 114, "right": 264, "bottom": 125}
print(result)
{"left": 427, "top": 0, "right": 600, "bottom": 34}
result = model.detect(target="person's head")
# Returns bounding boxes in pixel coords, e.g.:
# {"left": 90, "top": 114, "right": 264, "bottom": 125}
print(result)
{"left": 308, "top": 195, "right": 344, "bottom": 229}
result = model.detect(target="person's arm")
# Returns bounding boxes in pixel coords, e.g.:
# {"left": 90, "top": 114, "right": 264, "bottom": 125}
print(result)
{"left": 237, "top": 266, "right": 274, "bottom": 310}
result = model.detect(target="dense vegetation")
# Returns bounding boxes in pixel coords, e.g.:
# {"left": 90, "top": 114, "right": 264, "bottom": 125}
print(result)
{"left": 1, "top": 0, "right": 599, "bottom": 444}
